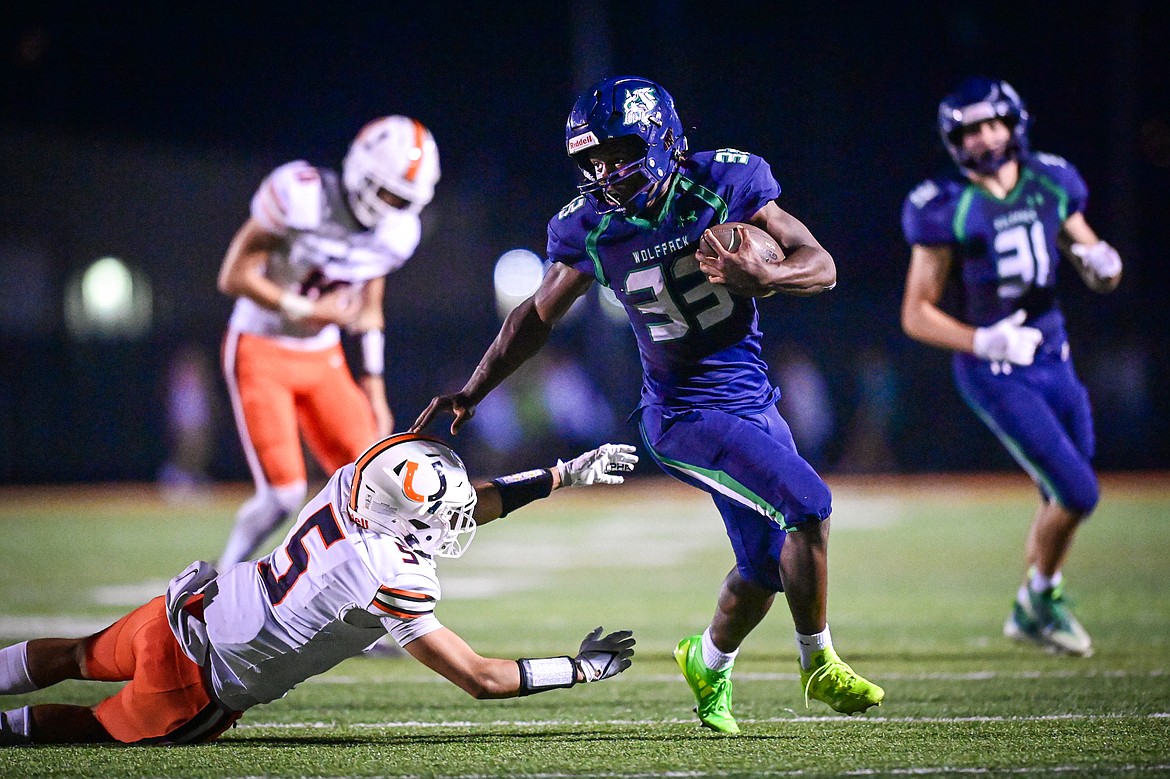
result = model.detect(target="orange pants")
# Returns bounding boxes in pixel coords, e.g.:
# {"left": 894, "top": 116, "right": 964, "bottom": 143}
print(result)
{"left": 225, "top": 332, "right": 378, "bottom": 487}
{"left": 86, "top": 597, "right": 239, "bottom": 744}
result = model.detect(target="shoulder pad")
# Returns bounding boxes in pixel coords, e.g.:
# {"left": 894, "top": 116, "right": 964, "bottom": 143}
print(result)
{"left": 371, "top": 209, "right": 421, "bottom": 263}
{"left": 711, "top": 148, "right": 754, "bottom": 165}
{"left": 251, "top": 161, "right": 323, "bottom": 233}
{"left": 907, "top": 179, "right": 944, "bottom": 210}
{"left": 557, "top": 195, "right": 589, "bottom": 221}
{"left": 1031, "top": 151, "right": 1071, "bottom": 170}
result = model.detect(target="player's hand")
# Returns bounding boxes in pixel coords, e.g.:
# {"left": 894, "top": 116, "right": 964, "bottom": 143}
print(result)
{"left": 412, "top": 392, "right": 477, "bottom": 435}
{"left": 574, "top": 626, "right": 635, "bottom": 682}
{"left": 697, "top": 226, "right": 775, "bottom": 298}
{"left": 973, "top": 309, "right": 1043, "bottom": 366}
{"left": 1070, "top": 241, "right": 1122, "bottom": 283}
{"left": 557, "top": 443, "right": 638, "bottom": 487}
{"left": 308, "top": 288, "right": 363, "bottom": 327}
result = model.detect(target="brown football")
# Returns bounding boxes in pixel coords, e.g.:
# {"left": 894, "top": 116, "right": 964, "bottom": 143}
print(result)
{"left": 699, "top": 222, "right": 784, "bottom": 263}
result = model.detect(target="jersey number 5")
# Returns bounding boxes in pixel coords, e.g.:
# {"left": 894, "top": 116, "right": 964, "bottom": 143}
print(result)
{"left": 259, "top": 505, "right": 345, "bottom": 605}
{"left": 624, "top": 254, "right": 734, "bottom": 342}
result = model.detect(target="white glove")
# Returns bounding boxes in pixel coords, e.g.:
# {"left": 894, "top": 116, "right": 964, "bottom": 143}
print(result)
{"left": 557, "top": 443, "right": 638, "bottom": 487}
{"left": 973, "top": 310, "right": 1043, "bottom": 366}
{"left": 574, "top": 626, "right": 636, "bottom": 682}
{"left": 1070, "top": 241, "right": 1122, "bottom": 280}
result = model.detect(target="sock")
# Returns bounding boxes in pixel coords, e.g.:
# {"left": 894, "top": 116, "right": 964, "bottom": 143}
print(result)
{"left": 0, "top": 643, "right": 37, "bottom": 694}
{"left": 796, "top": 625, "right": 832, "bottom": 670}
{"left": 0, "top": 706, "right": 32, "bottom": 743}
{"left": 1028, "top": 566, "right": 1062, "bottom": 594}
{"left": 700, "top": 627, "right": 737, "bottom": 672}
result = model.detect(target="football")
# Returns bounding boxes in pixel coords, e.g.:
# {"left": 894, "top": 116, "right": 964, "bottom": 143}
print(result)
{"left": 697, "top": 222, "right": 784, "bottom": 297}
{"left": 698, "top": 222, "right": 783, "bottom": 264}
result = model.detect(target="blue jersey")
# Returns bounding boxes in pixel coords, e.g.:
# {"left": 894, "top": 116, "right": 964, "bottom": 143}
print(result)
{"left": 548, "top": 150, "right": 780, "bottom": 413}
{"left": 901, "top": 152, "right": 1088, "bottom": 334}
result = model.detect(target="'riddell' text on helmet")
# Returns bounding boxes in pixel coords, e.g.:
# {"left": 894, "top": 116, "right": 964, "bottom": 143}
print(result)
{"left": 938, "top": 77, "right": 1030, "bottom": 175}
{"left": 565, "top": 76, "right": 687, "bottom": 215}
{"left": 343, "top": 116, "right": 441, "bottom": 227}
{"left": 347, "top": 433, "right": 476, "bottom": 558}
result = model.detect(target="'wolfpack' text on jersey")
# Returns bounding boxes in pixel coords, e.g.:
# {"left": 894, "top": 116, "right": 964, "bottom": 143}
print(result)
{"left": 548, "top": 150, "right": 781, "bottom": 412}
{"left": 196, "top": 464, "right": 443, "bottom": 711}
{"left": 228, "top": 161, "right": 419, "bottom": 346}
{"left": 901, "top": 152, "right": 1088, "bottom": 348}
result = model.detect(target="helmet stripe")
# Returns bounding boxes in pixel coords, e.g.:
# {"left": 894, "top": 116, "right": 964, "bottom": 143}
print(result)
{"left": 349, "top": 431, "right": 447, "bottom": 514}
{"left": 403, "top": 119, "right": 426, "bottom": 183}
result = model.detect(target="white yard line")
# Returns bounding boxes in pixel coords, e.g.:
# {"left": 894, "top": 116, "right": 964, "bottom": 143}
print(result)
{"left": 237, "top": 711, "right": 1170, "bottom": 730}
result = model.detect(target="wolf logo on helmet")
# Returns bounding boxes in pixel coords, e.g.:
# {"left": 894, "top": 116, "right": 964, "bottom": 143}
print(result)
{"left": 565, "top": 76, "right": 687, "bottom": 216}
{"left": 348, "top": 433, "right": 477, "bottom": 557}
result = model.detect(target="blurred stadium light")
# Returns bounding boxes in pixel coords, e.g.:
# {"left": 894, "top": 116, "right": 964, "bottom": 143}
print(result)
{"left": 65, "top": 256, "right": 152, "bottom": 339}
{"left": 493, "top": 248, "right": 544, "bottom": 319}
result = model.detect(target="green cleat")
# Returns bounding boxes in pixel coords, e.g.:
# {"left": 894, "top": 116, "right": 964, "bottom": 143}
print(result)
{"left": 673, "top": 635, "right": 739, "bottom": 735}
{"left": 1003, "top": 583, "right": 1093, "bottom": 657}
{"left": 799, "top": 647, "right": 884, "bottom": 714}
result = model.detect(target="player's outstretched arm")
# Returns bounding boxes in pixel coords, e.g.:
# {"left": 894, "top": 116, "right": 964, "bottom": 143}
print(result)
{"left": 472, "top": 443, "right": 638, "bottom": 525}
{"left": 411, "top": 264, "right": 595, "bottom": 435}
{"left": 403, "top": 625, "right": 635, "bottom": 699}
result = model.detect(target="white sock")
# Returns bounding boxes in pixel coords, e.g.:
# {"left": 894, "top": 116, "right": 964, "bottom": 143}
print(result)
{"left": 796, "top": 625, "right": 832, "bottom": 670}
{"left": 0, "top": 643, "right": 37, "bottom": 694}
{"left": 1029, "top": 567, "right": 1062, "bottom": 593}
{"left": 0, "top": 706, "right": 32, "bottom": 742}
{"left": 701, "top": 627, "right": 737, "bottom": 672}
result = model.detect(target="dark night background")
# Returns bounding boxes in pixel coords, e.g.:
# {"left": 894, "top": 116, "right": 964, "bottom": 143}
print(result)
{"left": 1, "top": 1, "right": 1168, "bottom": 484}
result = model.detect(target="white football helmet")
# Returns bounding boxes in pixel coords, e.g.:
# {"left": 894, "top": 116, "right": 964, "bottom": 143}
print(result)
{"left": 342, "top": 115, "right": 440, "bottom": 226}
{"left": 347, "top": 433, "right": 477, "bottom": 558}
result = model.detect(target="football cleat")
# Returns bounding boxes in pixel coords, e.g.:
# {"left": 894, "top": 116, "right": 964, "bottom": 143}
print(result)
{"left": 1003, "top": 583, "right": 1093, "bottom": 657}
{"left": 673, "top": 635, "right": 739, "bottom": 735}
{"left": 799, "top": 648, "right": 884, "bottom": 714}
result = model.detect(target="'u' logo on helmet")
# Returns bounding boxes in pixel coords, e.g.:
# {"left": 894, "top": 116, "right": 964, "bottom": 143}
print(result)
{"left": 395, "top": 459, "right": 448, "bottom": 503}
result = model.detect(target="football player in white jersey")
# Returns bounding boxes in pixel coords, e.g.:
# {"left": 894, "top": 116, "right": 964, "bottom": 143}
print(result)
{"left": 218, "top": 116, "right": 440, "bottom": 570}
{"left": 0, "top": 435, "right": 639, "bottom": 746}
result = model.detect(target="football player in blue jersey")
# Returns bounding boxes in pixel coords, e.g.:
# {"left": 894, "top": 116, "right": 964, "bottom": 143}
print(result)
{"left": 414, "top": 75, "right": 884, "bottom": 733}
{"left": 900, "top": 77, "right": 1123, "bottom": 658}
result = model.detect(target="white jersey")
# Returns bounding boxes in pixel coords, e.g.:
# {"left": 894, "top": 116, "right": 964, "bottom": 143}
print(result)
{"left": 227, "top": 161, "right": 420, "bottom": 349}
{"left": 195, "top": 464, "right": 443, "bottom": 711}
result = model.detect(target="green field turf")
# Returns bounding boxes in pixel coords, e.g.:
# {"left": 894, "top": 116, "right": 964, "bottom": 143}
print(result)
{"left": 1, "top": 474, "right": 1168, "bottom": 777}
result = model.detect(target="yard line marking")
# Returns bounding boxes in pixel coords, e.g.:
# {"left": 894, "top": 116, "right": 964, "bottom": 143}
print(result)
{"left": 237, "top": 711, "right": 1170, "bottom": 730}
{"left": 297, "top": 669, "right": 1167, "bottom": 685}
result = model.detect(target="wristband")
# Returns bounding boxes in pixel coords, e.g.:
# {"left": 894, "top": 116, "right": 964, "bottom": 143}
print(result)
{"left": 279, "top": 291, "right": 314, "bottom": 322}
{"left": 490, "top": 468, "right": 554, "bottom": 517}
{"left": 361, "top": 329, "right": 385, "bottom": 375}
{"left": 516, "top": 656, "right": 578, "bottom": 696}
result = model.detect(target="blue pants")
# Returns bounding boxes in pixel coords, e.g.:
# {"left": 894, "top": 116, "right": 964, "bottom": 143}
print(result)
{"left": 638, "top": 404, "right": 832, "bottom": 593}
{"left": 953, "top": 350, "right": 1099, "bottom": 515}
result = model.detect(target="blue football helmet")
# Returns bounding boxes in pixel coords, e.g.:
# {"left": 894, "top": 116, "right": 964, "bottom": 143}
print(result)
{"left": 565, "top": 76, "right": 688, "bottom": 215}
{"left": 938, "top": 77, "right": 1030, "bottom": 174}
